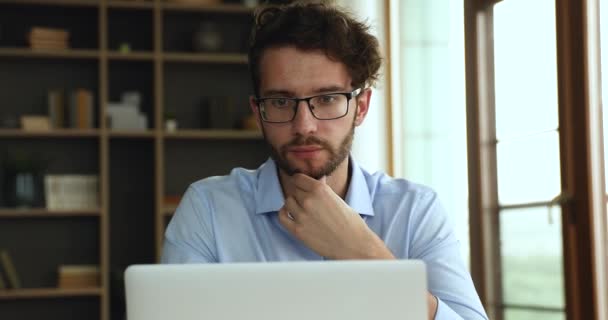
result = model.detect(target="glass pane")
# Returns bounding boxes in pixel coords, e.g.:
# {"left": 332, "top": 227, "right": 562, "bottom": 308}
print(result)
{"left": 500, "top": 207, "right": 565, "bottom": 308}
{"left": 497, "top": 131, "right": 561, "bottom": 204}
{"left": 504, "top": 309, "right": 565, "bottom": 320}
{"left": 494, "top": 0, "right": 559, "bottom": 140}
{"left": 399, "top": 0, "right": 470, "bottom": 262}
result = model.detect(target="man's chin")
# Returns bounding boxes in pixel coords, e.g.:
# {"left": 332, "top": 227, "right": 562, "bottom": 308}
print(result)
{"left": 283, "top": 160, "right": 328, "bottom": 179}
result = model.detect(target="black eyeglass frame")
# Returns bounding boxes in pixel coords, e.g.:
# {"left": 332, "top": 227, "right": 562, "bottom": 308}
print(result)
{"left": 254, "top": 88, "right": 362, "bottom": 123}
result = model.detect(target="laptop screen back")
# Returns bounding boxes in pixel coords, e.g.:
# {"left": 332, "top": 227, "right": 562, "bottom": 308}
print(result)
{"left": 125, "top": 260, "right": 428, "bottom": 320}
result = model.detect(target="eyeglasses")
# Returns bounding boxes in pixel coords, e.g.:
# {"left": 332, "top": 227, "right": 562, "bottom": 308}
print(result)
{"left": 255, "top": 88, "right": 361, "bottom": 123}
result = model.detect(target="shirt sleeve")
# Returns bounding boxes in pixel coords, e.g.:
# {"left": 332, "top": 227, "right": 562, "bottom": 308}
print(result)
{"left": 409, "top": 191, "right": 489, "bottom": 320}
{"left": 161, "top": 185, "right": 218, "bottom": 263}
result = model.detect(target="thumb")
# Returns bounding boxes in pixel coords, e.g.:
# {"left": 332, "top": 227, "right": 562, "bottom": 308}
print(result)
{"left": 318, "top": 176, "right": 327, "bottom": 184}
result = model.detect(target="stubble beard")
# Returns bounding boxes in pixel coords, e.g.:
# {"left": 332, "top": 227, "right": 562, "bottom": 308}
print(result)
{"left": 263, "top": 123, "right": 355, "bottom": 180}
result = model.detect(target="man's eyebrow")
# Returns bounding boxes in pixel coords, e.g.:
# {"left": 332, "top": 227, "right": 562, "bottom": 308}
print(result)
{"left": 260, "top": 86, "right": 348, "bottom": 97}
{"left": 260, "top": 90, "right": 295, "bottom": 97}
{"left": 312, "top": 86, "right": 347, "bottom": 94}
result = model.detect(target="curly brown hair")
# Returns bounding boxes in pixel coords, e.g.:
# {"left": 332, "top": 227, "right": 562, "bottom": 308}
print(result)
{"left": 248, "top": 2, "right": 382, "bottom": 97}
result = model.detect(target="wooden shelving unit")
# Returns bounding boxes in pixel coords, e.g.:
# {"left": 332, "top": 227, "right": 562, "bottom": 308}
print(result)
{"left": 161, "top": 2, "right": 254, "bottom": 13}
{"left": 107, "top": 51, "right": 155, "bottom": 61}
{"left": 0, "top": 47, "right": 100, "bottom": 59}
{"left": 163, "top": 129, "right": 261, "bottom": 139}
{"left": 163, "top": 52, "right": 248, "bottom": 64}
{"left": 0, "top": 288, "right": 103, "bottom": 300}
{"left": 0, "top": 1, "right": 269, "bottom": 320}
{"left": 0, "top": 208, "right": 101, "bottom": 218}
{"left": 0, "top": 0, "right": 99, "bottom": 7}
{"left": 163, "top": 204, "right": 176, "bottom": 215}
{"left": 0, "top": 129, "right": 101, "bottom": 138}
{"left": 107, "top": 130, "right": 157, "bottom": 138}
{"left": 107, "top": 0, "right": 155, "bottom": 9}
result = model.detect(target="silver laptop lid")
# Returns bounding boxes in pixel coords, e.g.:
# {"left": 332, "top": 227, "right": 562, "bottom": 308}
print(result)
{"left": 125, "top": 260, "right": 427, "bottom": 320}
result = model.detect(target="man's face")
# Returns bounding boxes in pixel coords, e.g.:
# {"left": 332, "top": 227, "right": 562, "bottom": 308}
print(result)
{"left": 250, "top": 46, "right": 370, "bottom": 179}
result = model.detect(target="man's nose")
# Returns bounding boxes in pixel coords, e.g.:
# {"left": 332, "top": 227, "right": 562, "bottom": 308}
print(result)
{"left": 291, "top": 101, "right": 318, "bottom": 135}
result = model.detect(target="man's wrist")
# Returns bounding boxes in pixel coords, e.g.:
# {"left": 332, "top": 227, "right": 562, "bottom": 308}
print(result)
{"left": 427, "top": 293, "right": 438, "bottom": 320}
{"left": 343, "top": 232, "right": 395, "bottom": 260}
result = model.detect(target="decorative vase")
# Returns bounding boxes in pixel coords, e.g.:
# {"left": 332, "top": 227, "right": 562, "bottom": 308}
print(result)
{"left": 3, "top": 171, "right": 43, "bottom": 208}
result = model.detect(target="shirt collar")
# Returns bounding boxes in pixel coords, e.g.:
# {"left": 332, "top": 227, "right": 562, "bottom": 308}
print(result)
{"left": 254, "top": 157, "right": 375, "bottom": 216}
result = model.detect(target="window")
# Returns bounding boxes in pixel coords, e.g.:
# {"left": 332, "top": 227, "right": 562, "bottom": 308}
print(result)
{"left": 596, "top": 0, "right": 608, "bottom": 316}
{"left": 391, "top": 0, "right": 470, "bottom": 263}
{"left": 493, "top": 1, "right": 565, "bottom": 318}
{"left": 465, "top": 0, "right": 606, "bottom": 319}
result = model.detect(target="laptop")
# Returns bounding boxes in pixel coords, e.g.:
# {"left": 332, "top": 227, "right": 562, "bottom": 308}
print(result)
{"left": 125, "top": 260, "right": 428, "bottom": 320}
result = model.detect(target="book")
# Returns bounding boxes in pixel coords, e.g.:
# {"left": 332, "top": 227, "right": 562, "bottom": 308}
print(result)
{"left": 45, "top": 175, "right": 99, "bottom": 210}
{"left": 0, "top": 260, "right": 6, "bottom": 289}
{"left": 27, "top": 27, "right": 70, "bottom": 50}
{"left": 20, "top": 115, "right": 51, "bottom": 131}
{"left": 0, "top": 250, "right": 21, "bottom": 289}
{"left": 58, "top": 265, "right": 100, "bottom": 288}
{"left": 29, "top": 39, "right": 69, "bottom": 50}
{"left": 69, "top": 89, "right": 94, "bottom": 129}
{"left": 28, "top": 27, "right": 70, "bottom": 42}
{"left": 48, "top": 90, "right": 66, "bottom": 128}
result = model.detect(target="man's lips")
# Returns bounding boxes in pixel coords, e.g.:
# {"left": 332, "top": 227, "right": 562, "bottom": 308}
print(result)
{"left": 289, "top": 146, "right": 323, "bottom": 152}
{"left": 287, "top": 145, "right": 324, "bottom": 158}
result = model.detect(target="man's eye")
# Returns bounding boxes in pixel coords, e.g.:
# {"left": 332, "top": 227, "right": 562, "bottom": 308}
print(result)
{"left": 270, "top": 99, "right": 289, "bottom": 107}
{"left": 319, "top": 95, "right": 337, "bottom": 104}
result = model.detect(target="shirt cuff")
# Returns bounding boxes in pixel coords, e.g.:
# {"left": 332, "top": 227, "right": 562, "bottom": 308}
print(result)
{"left": 434, "top": 296, "right": 464, "bottom": 320}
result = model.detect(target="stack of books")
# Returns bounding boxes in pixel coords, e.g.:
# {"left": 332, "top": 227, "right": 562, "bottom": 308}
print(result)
{"left": 48, "top": 88, "right": 95, "bottom": 129}
{"left": 44, "top": 175, "right": 99, "bottom": 210}
{"left": 27, "top": 26, "right": 70, "bottom": 50}
{"left": 58, "top": 265, "right": 100, "bottom": 289}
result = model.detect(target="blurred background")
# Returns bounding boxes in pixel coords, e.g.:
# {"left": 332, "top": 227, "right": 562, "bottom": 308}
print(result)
{"left": 0, "top": 0, "right": 606, "bottom": 320}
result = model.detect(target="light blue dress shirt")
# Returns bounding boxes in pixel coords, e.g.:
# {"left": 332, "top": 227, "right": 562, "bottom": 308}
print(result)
{"left": 162, "top": 158, "right": 488, "bottom": 320}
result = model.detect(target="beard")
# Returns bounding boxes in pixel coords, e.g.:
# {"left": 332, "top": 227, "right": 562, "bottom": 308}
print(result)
{"left": 263, "top": 122, "right": 355, "bottom": 180}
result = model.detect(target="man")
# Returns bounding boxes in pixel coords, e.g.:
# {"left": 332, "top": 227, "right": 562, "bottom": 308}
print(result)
{"left": 162, "top": 2, "right": 488, "bottom": 320}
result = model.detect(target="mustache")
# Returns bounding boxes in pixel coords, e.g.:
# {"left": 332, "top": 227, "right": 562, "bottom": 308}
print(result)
{"left": 283, "top": 136, "right": 332, "bottom": 149}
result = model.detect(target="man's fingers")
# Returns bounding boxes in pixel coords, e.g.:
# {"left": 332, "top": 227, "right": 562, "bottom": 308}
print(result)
{"left": 278, "top": 206, "right": 297, "bottom": 233}
{"left": 284, "top": 196, "right": 303, "bottom": 215}
{"left": 293, "top": 173, "right": 327, "bottom": 192}
{"left": 292, "top": 173, "right": 318, "bottom": 191}
{"left": 291, "top": 187, "right": 310, "bottom": 207}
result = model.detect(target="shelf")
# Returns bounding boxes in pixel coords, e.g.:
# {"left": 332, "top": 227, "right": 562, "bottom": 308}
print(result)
{"left": 108, "top": 130, "right": 157, "bottom": 138}
{"left": 107, "top": 0, "right": 155, "bottom": 9}
{"left": 0, "top": 0, "right": 99, "bottom": 7}
{"left": 0, "top": 129, "right": 101, "bottom": 138}
{"left": 163, "top": 52, "right": 248, "bottom": 64}
{"left": 161, "top": 2, "right": 254, "bottom": 14}
{"left": 0, "top": 47, "right": 99, "bottom": 59}
{"left": 107, "top": 51, "right": 155, "bottom": 61}
{"left": 0, "top": 287, "right": 103, "bottom": 300}
{"left": 163, "top": 205, "right": 177, "bottom": 216}
{"left": 164, "top": 129, "right": 262, "bottom": 140}
{"left": 0, "top": 3, "right": 268, "bottom": 319}
{"left": 0, "top": 208, "right": 101, "bottom": 218}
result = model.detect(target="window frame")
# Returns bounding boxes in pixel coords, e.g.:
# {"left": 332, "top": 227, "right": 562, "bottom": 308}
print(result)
{"left": 464, "top": 0, "right": 607, "bottom": 320}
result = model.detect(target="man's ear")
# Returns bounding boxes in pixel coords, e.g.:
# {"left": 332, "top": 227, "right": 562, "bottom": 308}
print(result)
{"left": 249, "top": 95, "right": 263, "bottom": 130}
{"left": 354, "top": 89, "right": 372, "bottom": 126}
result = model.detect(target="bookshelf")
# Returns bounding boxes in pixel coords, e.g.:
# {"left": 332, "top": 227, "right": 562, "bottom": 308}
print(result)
{"left": 0, "top": 208, "right": 101, "bottom": 218}
{"left": 0, "top": 287, "right": 103, "bottom": 300}
{"left": 0, "top": 1, "right": 270, "bottom": 320}
{"left": 0, "top": 129, "right": 101, "bottom": 138}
